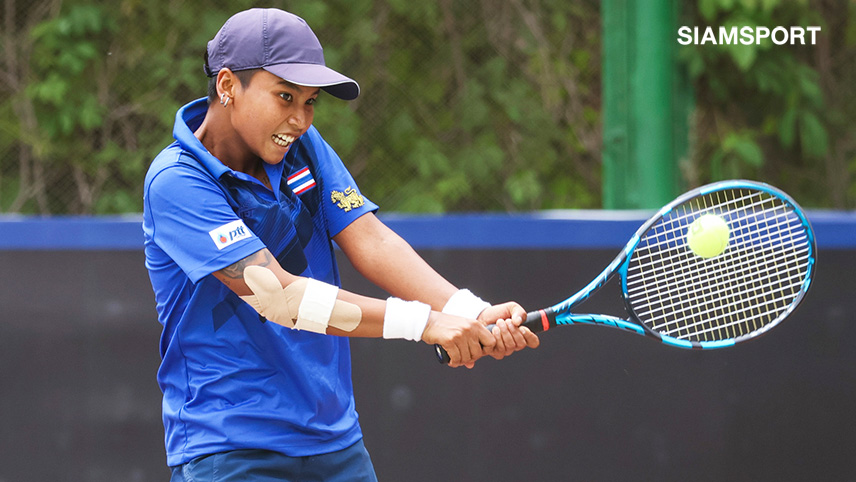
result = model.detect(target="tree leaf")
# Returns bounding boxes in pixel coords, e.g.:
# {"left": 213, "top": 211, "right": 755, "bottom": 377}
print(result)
{"left": 799, "top": 111, "right": 829, "bottom": 158}
{"left": 733, "top": 137, "right": 764, "bottom": 167}
{"left": 779, "top": 108, "right": 797, "bottom": 147}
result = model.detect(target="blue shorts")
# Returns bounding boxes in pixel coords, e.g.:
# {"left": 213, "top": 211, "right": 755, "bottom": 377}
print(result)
{"left": 169, "top": 439, "right": 378, "bottom": 482}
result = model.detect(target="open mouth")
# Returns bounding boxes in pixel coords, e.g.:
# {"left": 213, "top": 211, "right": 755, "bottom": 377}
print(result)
{"left": 272, "top": 134, "right": 296, "bottom": 149}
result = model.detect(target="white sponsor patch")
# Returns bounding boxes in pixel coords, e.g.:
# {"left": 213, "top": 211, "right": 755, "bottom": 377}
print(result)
{"left": 209, "top": 220, "right": 252, "bottom": 250}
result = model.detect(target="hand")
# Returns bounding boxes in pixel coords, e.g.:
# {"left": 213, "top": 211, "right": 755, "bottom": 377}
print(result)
{"left": 421, "top": 311, "right": 496, "bottom": 369}
{"left": 478, "top": 302, "right": 540, "bottom": 360}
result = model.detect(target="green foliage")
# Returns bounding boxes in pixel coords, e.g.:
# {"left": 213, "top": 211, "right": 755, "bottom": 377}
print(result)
{"left": 304, "top": 0, "right": 602, "bottom": 212}
{"left": 2, "top": 0, "right": 603, "bottom": 214}
{"left": 2, "top": 0, "right": 853, "bottom": 213}
{"left": 680, "top": 0, "right": 855, "bottom": 207}
{"left": 3, "top": 1, "right": 205, "bottom": 213}
{"left": 710, "top": 130, "right": 764, "bottom": 179}
{"left": 28, "top": 5, "right": 112, "bottom": 135}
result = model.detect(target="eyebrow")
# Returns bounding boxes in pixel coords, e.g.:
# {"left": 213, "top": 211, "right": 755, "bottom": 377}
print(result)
{"left": 278, "top": 80, "right": 321, "bottom": 96}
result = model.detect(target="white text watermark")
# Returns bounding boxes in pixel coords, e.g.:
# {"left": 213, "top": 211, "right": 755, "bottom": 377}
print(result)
{"left": 678, "top": 26, "right": 821, "bottom": 45}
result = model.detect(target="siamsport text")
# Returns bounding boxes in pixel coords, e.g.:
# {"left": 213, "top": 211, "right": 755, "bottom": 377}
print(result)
{"left": 677, "top": 26, "right": 821, "bottom": 45}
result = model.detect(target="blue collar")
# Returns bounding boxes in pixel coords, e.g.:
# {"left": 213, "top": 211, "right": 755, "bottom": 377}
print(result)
{"left": 173, "top": 98, "right": 231, "bottom": 179}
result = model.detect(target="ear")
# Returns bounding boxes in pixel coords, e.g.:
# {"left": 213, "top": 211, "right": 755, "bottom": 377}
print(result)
{"left": 215, "top": 68, "right": 237, "bottom": 99}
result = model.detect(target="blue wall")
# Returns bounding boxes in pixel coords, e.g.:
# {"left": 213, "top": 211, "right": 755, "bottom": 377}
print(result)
{"left": 2, "top": 210, "right": 854, "bottom": 250}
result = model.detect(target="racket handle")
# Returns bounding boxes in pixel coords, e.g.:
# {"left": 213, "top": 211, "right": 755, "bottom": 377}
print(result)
{"left": 435, "top": 345, "right": 451, "bottom": 364}
{"left": 434, "top": 309, "right": 553, "bottom": 364}
{"left": 435, "top": 329, "right": 495, "bottom": 364}
{"left": 522, "top": 308, "right": 554, "bottom": 334}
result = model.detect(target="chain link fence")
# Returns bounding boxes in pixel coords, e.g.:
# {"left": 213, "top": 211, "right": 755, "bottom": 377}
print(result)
{"left": 1, "top": 0, "right": 602, "bottom": 214}
{"left": 4, "top": 0, "right": 854, "bottom": 214}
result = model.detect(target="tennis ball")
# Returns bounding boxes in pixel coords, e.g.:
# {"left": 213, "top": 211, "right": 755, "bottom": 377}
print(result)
{"left": 686, "top": 214, "right": 730, "bottom": 258}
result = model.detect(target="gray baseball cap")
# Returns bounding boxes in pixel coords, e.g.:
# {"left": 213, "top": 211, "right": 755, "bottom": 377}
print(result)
{"left": 204, "top": 8, "right": 360, "bottom": 100}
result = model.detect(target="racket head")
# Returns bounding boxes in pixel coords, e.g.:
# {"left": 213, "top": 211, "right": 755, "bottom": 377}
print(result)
{"left": 618, "top": 180, "right": 816, "bottom": 348}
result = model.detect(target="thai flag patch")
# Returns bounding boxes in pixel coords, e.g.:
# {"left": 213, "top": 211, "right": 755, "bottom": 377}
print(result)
{"left": 287, "top": 167, "right": 316, "bottom": 195}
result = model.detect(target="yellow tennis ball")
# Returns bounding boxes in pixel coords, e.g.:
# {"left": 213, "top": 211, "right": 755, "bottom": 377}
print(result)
{"left": 687, "top": 214, "right": 730, "bottom": 258}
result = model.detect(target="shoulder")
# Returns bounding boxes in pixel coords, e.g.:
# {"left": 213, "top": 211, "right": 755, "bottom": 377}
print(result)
{"left": 144, "top": 148, "right": 227, "bottom": 217}
{"left": 145, "top": 144, "right": 216, "bottom": 194}
{"left": 300, "top": 125, "right": 326, "bottom": 146}
{"left": 296, "top": 126, "right": 339, "bottom": 162}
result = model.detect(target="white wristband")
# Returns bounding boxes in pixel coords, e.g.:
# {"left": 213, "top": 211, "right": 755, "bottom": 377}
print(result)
{"left": 383, "top": 297, "right": 431, "bottom": 341}
{"left": 442, "top": 289, "right": 491, "bottom": 319}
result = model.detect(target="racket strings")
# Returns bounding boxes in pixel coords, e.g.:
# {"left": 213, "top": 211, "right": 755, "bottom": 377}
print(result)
{"left": 625, "top": 188, "right": 811, "bottom": 343}
{"left": 627, "top": 191, "right": 799, "bottom": 262}
{"left": 627, "top": 218, "right": 808, "bottom": 293}
{"left": 675, "top": 198, "right": 800, "bottom": 340}
{"left": 626, "top": 223, "right": 809, "bottom": 303}
{"left": 679, "top": 292, "right": 803, "bottom": 338}
{"left": 677, "top": 192, "right": 802, "bottom": 340}
{"left": 627, "top": 202, "right": 806, "bottom": 267}
{"left": 646, "top": 268, "right": 807, "bottom": 334}
{"left": 626, "top": 204, "right": 808, "bottom": 311}
{"left": 630, "top": 249, "right": 809, "bottom": 325}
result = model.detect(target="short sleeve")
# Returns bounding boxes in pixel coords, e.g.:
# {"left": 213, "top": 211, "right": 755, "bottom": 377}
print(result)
{"left": 144, "top": 162, "right": 266, "bottom": 283}
{"left": 302, "top": 127, "right": 378, "bottom": 237}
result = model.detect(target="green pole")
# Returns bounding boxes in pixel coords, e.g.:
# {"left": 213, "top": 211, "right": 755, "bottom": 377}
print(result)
{"left": 634, "top": 0, "right": 675, "bottom": 207}
{"left": 602, "top": 0, "right": 688, "bottom": 209}
{"left": 601, "top": 0, "right": 630, "bottom": 209}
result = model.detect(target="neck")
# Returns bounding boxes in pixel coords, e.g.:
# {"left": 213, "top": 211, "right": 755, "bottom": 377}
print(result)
{"left": 194, "top": 104, "right": 262, "bottom": 176}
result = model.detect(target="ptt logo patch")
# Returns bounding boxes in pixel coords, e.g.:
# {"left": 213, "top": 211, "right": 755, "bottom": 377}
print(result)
{"left": 209, "top": 220, "right": 252, "bottom": 250}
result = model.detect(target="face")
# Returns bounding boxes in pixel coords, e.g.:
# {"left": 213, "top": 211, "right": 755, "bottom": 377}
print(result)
{"left": 227, "top": 70, "right": 319, "bottom": 165}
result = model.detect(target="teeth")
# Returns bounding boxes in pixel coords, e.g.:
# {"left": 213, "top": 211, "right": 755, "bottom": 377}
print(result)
{"left": 272, "top": 134, "right": 295, "bottom": 147}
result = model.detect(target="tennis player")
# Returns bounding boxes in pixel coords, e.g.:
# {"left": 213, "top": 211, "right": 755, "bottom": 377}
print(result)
{"left": 143, "top": 8, "right": 539, "bottom": 481}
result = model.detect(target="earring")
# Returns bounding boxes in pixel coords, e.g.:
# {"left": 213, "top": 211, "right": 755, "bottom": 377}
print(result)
{"left": 220, "top": 93, "right": 230, "bottom": 107}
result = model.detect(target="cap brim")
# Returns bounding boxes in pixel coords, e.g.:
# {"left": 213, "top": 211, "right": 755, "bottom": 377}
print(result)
{"left": 264, "top": 64, "right": 360, "bottom": 100}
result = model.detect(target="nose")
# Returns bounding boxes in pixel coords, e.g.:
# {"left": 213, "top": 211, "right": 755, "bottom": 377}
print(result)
{"left": 287, "top": 110, "right": 306, "bottom": 130}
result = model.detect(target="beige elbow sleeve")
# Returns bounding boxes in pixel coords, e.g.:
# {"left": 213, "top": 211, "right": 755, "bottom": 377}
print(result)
{"left": 239, "top": 265, "right": 361, "bottom": 333}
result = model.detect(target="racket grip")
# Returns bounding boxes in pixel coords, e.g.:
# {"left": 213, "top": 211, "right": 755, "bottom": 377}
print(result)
{"left": 434, "top": 309, "right": 553, "bottom": 364}
{"left": 435, "top": 345, "right": 451, "bottom": 364}
{"left": 522, "top": 308, "right": 554, "bottom": 334}
{"left": 434, "top": 325, "right": 495, "bottom": 364}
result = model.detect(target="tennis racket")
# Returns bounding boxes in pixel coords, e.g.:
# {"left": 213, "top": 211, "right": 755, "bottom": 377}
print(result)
{"left": 436, "top": 180, "right": 816, "bottom": 364}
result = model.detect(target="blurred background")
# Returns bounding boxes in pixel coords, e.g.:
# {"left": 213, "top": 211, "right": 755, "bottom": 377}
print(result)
{"left": 2, "top": 0, "right": 854, "bottom": 214}
{"left": 2, "top": 1, "right": 856, "bottom": 481}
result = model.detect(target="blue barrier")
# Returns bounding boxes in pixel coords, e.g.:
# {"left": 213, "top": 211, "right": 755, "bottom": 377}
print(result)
{"left": 1, "top": 210, "right": 854, "bottom": 250}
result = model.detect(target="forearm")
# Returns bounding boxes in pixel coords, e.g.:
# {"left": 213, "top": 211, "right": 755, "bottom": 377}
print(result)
{"left": 325, "top": 290, "right": 386, "bottom": 338}
{"left": 336, "top": 214, "right": 458, "bottom": 310}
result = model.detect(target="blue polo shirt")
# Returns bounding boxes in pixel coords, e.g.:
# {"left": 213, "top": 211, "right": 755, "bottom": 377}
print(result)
{"left": 143, "top": 98, "right": 378, "bottom": 466}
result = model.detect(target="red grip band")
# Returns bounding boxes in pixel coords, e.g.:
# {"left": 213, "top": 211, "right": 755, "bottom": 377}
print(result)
{"left": 539, "top": 309, "right": 550, "bottom": 332}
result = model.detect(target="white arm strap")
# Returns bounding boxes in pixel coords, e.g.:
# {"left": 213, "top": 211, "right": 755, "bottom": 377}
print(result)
{"left": 240, "top": 266, "right": 361, "bottom": 334}
{"left": 294, "top": 279, "right": 340, "bottom": 333}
